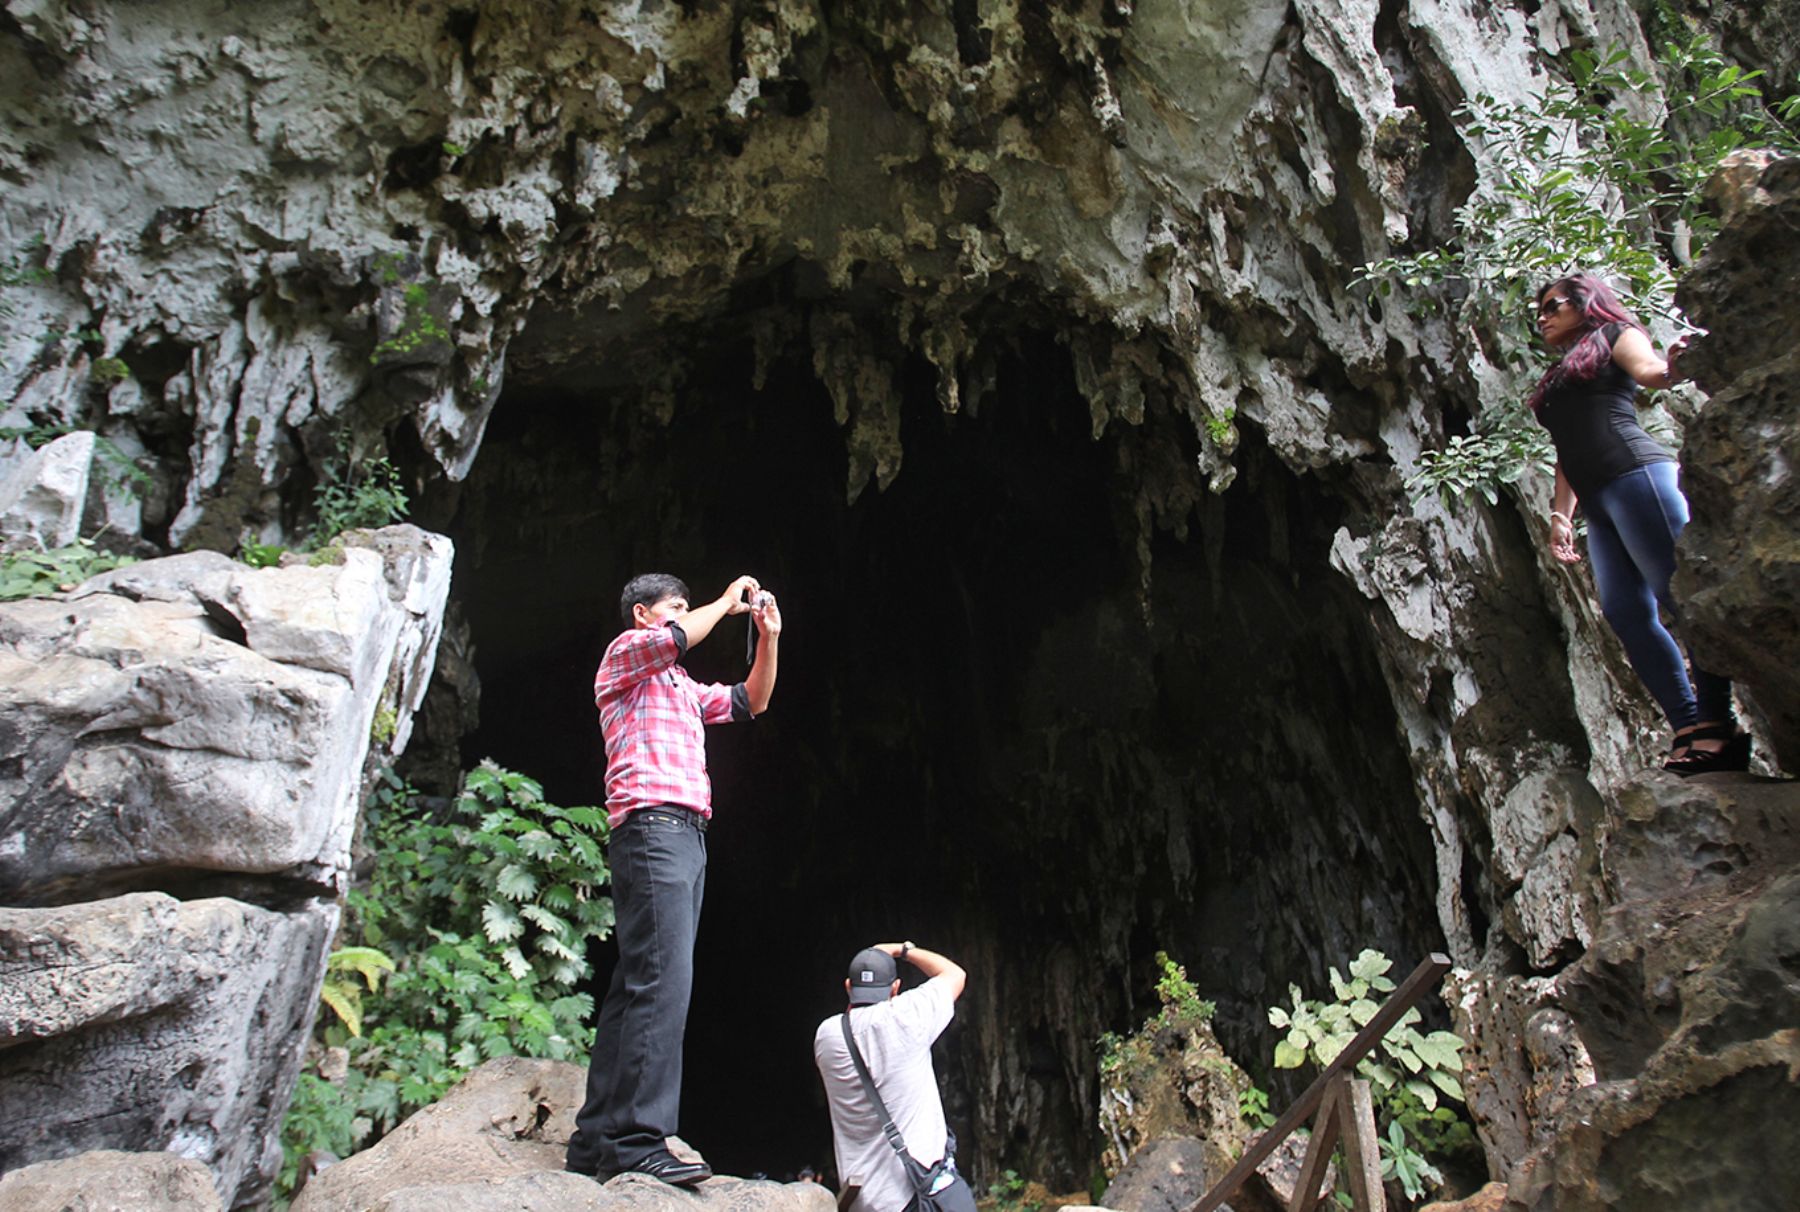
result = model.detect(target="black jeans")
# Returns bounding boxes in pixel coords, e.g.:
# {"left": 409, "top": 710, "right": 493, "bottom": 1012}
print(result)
{"left": 566, "top": 807, "right": 707, "bottom": 1174}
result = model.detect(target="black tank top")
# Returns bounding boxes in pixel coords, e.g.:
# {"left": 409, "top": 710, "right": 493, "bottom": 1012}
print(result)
{"left": 1536, "top": 323, "right": 1675, "bottom": 499}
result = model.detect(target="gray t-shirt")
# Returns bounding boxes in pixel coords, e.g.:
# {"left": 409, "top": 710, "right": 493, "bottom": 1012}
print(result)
{"left": 813, "top": 978, "right": 957, "bottom": 1212}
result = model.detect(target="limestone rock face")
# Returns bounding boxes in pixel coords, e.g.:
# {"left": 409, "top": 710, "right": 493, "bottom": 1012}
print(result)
{"left": 1503, "top": 772, "right": 1800, "bottom": 1211}
{"left": 1675, "top": 152, "right": 1800, "bottom": 771}
{"left": 0, "top": 895, "right": 331, "bottom": 1201}
{"left": 293, "top": 1057, "right": 836, "bottom": 1212}
{"left": 0, "top": 1149, "right": 225, "bottom": 1212}
{"left": 0, "top": 430, "right": 94, "bottom": 552}
{"left": 0, "top": 525, "right": 453, "bottom": 1206}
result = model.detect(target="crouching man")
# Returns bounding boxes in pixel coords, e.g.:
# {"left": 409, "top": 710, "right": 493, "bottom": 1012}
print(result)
{"left": 813, "top": 943, "right": 971, "bottom": 1212}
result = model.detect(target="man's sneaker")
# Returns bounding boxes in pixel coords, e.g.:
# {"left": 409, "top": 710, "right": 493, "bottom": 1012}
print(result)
{"left": 626, "top": 1149, "right": 713, "bottom": 1187}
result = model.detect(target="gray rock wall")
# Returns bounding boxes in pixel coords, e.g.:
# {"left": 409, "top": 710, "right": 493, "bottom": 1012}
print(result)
{"left": 0, "top": 525, "right": 453, "bottom": 1207}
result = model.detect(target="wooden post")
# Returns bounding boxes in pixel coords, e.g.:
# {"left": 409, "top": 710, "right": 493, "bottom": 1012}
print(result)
{"left": 1285, "top": 1079, "right": 1339, "bottom": 1212}
{"left": 1338, "top": 1078, "right": 1385, "bottom": 1212}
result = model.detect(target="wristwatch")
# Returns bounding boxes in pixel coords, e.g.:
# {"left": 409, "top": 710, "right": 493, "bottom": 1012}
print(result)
{"left": 899, "top": 942, "right": 912, "bottom": 961}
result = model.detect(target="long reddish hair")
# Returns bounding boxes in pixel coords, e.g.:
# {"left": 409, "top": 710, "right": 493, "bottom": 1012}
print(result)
{"left": 1526, "top": 274, "right": 1644, "bottom": 414}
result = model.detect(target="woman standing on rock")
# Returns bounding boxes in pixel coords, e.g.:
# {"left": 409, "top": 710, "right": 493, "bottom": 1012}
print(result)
{"left": 1531, "top": 273, "right": 1748, "bottom": 774}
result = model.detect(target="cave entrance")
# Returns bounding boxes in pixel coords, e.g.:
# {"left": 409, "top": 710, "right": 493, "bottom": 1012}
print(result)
{"left": 429, "top": 316, "right": 1440, "bottom": 1187}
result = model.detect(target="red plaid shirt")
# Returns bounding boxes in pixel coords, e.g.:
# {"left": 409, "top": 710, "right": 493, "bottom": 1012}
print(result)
{"left": 595, "top": 622, "right": 747, "bottom": 825}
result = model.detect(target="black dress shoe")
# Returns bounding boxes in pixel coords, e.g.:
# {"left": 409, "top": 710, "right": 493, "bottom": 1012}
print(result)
{"left": 626, "top": 1150, "right": 713, "bottom": 1187}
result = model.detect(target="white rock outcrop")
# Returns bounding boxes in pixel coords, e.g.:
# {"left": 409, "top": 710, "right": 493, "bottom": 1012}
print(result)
{"left": 0, "top": 525, "right": 453, "bottom": 1206}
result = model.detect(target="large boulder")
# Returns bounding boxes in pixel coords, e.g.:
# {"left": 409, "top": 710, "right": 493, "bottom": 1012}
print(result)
{"left": 0, "top": 525, "right": 453, "bottom": 1207}
{"left": 293, "top": 1057, "right": 835, "bottom": 1212}
{"left": 1675, "top": 151, "right": 1800, "bottom": 771}
{"left": 0, "top": 430, "right": 93, "bottom": 553}
{"left": 0, "top": 1149, "right": 223, "bottom": 1212}
{"left": 0, "top": 894, "right": 329, "bottom": 1194}
{"left": 0, "top": 526, "right": 450, "bottom": 902}
{"left": 1503, "top": 771, "right": 1800, "bottom": 1210}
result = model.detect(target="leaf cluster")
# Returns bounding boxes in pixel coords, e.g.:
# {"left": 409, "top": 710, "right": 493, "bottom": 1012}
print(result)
{"left": 1403, "top": 407, "right": 1555, "bottom": 508}
{"left": 310, "top": 452, "right": 409, "bottom": 548}
{"left": 1153, "top": 950, "right": 1216, "bottom": 1025}
{"left": 0, "top": 538, "right": 135, "bottom": 600}
{"left": 1267, "top": 949, "right": 1469, "bottom": 1202}
{"left": 371, "top": 282, "right": 451, "bottom": 363}
{"left": 278, "top": 763, "right": 612, "bottom": 1201}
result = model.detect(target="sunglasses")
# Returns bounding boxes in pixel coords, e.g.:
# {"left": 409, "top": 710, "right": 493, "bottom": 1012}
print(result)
{"left": 1537, "top": 296, "right": 1572, "bottom": 318}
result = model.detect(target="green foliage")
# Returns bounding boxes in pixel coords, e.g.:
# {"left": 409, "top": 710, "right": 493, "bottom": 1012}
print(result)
{"left": 986, "top": 1169, "right": 1039, "bottom": 1212}
{"left": 442, "top": 141, "right": 469, "bottom": 157}
{"left": 277, "top": 763, "right": 611, "bottom": 1202}
{"left": 1378, "top": 1119, "right": 1445, "bottom": 1201}
{"left": 1237, "top": 1084, "right": 1276, "bottom": 1131}
{"left": 371, "top": 282, "right": 450, "bottom": 363}
{"left": 1360, "top": 26, "right": 1800, "bottom": 506}
{"left": 1203, "top": 407, "right": 1236, "bottom": 445}
{"left": 371, "top": 252, "right": 407, "bottom": 286}
{"left": 1363, "top": 30, "right": 1798, "bottom": 349}
{"left": 1404, "top": 409, "right": 1556, "bottom": 508}
{"left": 90, "top": 356, "right": 130, "bottom": 383}
{"left": 0, "top": 538, "right": 135, "bottom": 600}
{"left": 278, "top": 1072, "right": 368, "bottom": 1194}
{"left": 1095, "top": 1029, "right": 1125, "bottom": 1076}
{"left": 1153, "top": 950, "right": 1215, "bottom": 1024}
{"left": 319, "top": 947, "right": 397, "bottom": 1038}
{"left": 1266, "top": 950, "right": 1470, "bottom": 1204}
{"left": 239, "top": 537, "right": 287, "bottom": 568}
{"left": 370, "top": 706, "right": 398, "bottom": 744}
{"left": 308, "top": 438, "right": 409, "bottom": 549}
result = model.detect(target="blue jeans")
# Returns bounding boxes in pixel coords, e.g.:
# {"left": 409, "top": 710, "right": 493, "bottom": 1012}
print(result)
{"left": 566, "top": 807, "right": 707, "bottom": 1174}
{"left": 1583, "top": 461, "right": 1732, "bottom": 731}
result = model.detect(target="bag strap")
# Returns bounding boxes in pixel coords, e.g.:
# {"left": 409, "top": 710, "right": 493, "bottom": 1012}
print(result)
{"left": 839, "top": 1013, "right": 920, "bottom": 1166}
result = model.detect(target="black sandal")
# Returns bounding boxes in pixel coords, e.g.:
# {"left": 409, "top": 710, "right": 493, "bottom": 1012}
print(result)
{"left": 1663, "top": 723, "right": 1752, "bottom": 775}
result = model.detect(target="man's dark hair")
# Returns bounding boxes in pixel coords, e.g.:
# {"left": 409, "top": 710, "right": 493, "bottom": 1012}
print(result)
{"left": 619, "top": 573, "right": 690, "bottom": 626}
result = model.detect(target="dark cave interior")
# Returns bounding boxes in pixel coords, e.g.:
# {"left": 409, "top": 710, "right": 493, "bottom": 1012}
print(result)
{"left": 421, "top": 319, "right": 1447, "bottom": 1187}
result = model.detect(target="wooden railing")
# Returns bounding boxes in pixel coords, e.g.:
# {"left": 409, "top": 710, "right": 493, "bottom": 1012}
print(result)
{"left": 1185, "top": 953, "right": 1454, "bottom": 1212}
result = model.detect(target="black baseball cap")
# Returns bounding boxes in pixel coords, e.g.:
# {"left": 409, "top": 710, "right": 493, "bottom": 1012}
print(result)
{"left": 847, "top": 947, "right": 898, "bottom": 1004}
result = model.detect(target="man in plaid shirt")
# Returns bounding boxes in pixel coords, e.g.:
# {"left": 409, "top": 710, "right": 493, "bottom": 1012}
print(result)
{"left": 566, "top": 571, "right": 781, "bottom": 1187}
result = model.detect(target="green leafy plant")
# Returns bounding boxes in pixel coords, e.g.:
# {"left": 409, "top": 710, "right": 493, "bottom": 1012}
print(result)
{"left": 1237, "top": 1084, "right": 1276, "bottom": 1131}
{"left": 90, "top": 355, "right": 130, "bottom": 383}
{"left": 0, "top": 538, "right": 135, "bottom": 600}
{"left": 986, "top": 1169, "right": 1039, "bottom": 1212}
{"left": 1095, "top": 1029, "right": 1125, "bottom": 1076}
{"left": 1404, "top": 411, "right": 1556, "bottom": 508}
{"left": 239, "top": 537, "right": 287, "bottom": 568}
{"left": 309, "top": 440, "right": 408, "bottom": 549}
{"left": 1378, "top": 1119, "right": 1445, "bottom": 1202}
{"left": 370, "top": 706, "right": 398, "bottom": 745}
{"left": 371, "top": 282, "right": 450, "bottom": 364}
{"left": 441, "top": 141, "right": 468, "bottom": 157}
{"left": 1267, "top": 950, "right": 1470, "bottom": 1204}
{"left": 1153, "top": 950, "right": 1215, "bottom": 1024}
{"left": 277, "top": 763, "right": 612, "bottom": 1202}
{"left": 319, "top": 947, "right": 397, "bottom": 1039}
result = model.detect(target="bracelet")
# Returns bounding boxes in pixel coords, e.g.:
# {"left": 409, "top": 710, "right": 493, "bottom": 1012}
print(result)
{"left": 1549, "top": 511, "right": 1573, "bottom": 527}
